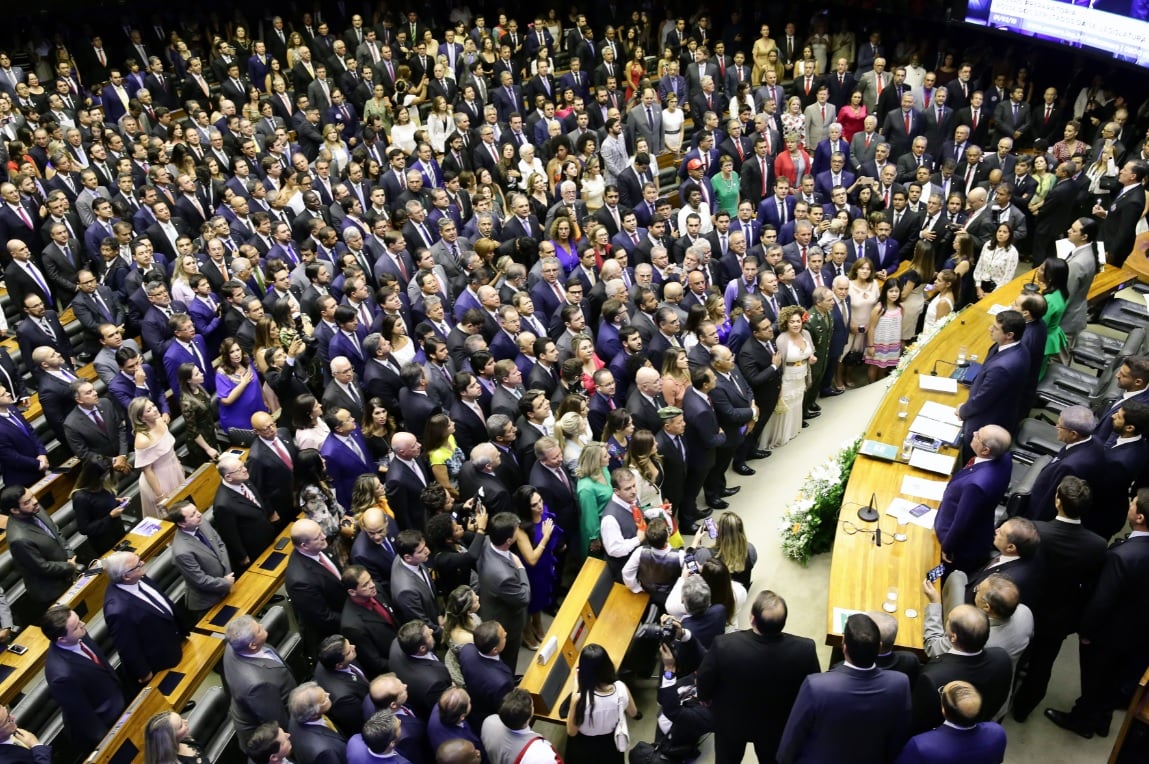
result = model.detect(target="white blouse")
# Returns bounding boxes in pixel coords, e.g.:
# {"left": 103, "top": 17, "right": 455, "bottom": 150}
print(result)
{"left": 972, "top": 243, "right": 1019, "bottom": 289}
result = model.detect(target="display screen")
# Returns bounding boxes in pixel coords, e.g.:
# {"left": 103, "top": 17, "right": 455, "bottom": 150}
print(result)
{"left": 965, "top": 0, "right": 1149, "bottom": 66}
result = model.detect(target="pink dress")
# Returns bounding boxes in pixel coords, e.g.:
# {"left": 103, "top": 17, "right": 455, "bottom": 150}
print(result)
{"left": 135, "top": 429, "right": 185, "bottom": 518}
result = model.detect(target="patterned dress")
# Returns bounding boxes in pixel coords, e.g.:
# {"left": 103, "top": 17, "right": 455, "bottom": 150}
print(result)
{"left": 866, "top": 306, "right": 903, "bottom": 368}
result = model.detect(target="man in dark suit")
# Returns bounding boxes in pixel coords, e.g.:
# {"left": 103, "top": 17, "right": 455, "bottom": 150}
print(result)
{"left": 1031, "top": 164, "right": 1079, "bottom": 266}
{"left": 71, "top": 271, "right": 126, "bottom": 355}
{"left": 350, "top": 508, "right": 399, "bottom": 589}
{"left": 63, "top": 380, "right": 130, "bottom": 467}
{"left": 390, "top": 529, "right": 442, "bottom": 640}
{"left": 41, "top": 606, "right": 125, "bottom": 750}
{"left": 1044, "top": 487, "right": 1149, "bottom": 738}
{"left": 385, "top": 433, "right": 432, "bottom": 532}
{"left": 388, "top": 621, "right": 452, "bottom": 718}
{"left": 2, "top": 487, "right": 81, "bottom": 619}
{"left": 222, "top": 615, "right": 298, "bottom": 752}
{"left": 934, "top": 425, "right": 1014, "bottom": 574}
{"left": 529, "top": 437, "right": 578, "bottom": 539}
{"left": 340, "top": 565, "right": 400, "bottom": 678}
{"left": 0, "top": 386, "right": 48, "bottom": 490}
{"left": 778, "top": 614, "right": 911, "bottom": 763}
{"left": 958, "top": 518, "right": 1044, "bottom": 612}
{"left": 1023, "top": 406, "right": 1106, "bottom": 522}
{"left": 288, "top": 682, "right": 348, "bottom": 761}
{"left": 1094, "top": 160, "right": 1147, "bottom": 267}
{"left": 286, "top": 518, "right": 347, "bottom": 653}
{"left": 168, "top": 502, "right": 234, "bottom": 619}
{"left": 476, "top": 513, "right": 532, "bottom": 669}
{"left": 212, "top": 455, "right": 280, "bottom": 571}
{"left": 899, "top": 682, "right": 1007, "bottom": 762}
{"left": 458, "top": 621, "right": 516, "bottom": 725}
{"left": 738, "top": 313, "right": 782, "bottom": 459}
{"left": 313, "top": 635, "right": 370, "bottom": 740}
{"left": 911, "top": 605, "right": 1013, "bottom": 732}
{"left": 698, "top": 591, "right": 821, "bottom": 764}
{"left": 683, "top": 368, "right": 728, "bottom": 523}
{"left": 102, "top": 551, "right": 188, "bottom": 684}
{"left": 655, "top": 407, "right": 689, "bottom": 517}
{"left": 1010, "top": 476, "right": 1107, "bottom": 722}
{"left": 4, "top": 241, "right": 55, "bottom": 311}
{"left": 709, "top": 345, "right": 759, "bottom": 483}
{"left": 248, "top": 411, "right": 299, "bottom": 521}
{"left": 956, "top": 311, "right": 1032, "bottom": 456}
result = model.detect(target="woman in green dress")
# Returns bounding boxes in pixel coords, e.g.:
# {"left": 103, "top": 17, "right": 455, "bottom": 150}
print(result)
{"left": 575, "top": 442, "right": 612, "bottom": 560}
{"left": 712, "top": 154, "right": 741, "bottom": 216}
{"left": 1040, "top": 258, "right": 1069, "bottom": 378}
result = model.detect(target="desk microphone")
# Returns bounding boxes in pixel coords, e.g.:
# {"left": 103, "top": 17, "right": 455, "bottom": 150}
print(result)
{"left": 931, "top": 359, "right": 958, "bottom": 376}
{"left": 858, "top": 491, "right": 879, "bottom": 522}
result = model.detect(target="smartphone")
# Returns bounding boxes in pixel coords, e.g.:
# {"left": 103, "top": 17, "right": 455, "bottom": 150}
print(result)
{"left": 7, "top": 644, "right": 27, "bottom": 656}
{"left": 909, "top": 504, "right": 931, "bottom": 518}
{"left": 684, "top": 550, "right": 699, "bottom": 574}
{"left": 274, "top": 537, "right": 290, "bottom": 551}
{"left": 704, "top": 517, "right": 718, "bottom": 539}
{"left": 926, "top": 564, "right": 946, "bottom": 583}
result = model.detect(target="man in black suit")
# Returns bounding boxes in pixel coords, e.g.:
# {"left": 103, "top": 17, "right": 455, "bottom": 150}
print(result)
{"left": 529, "top": 436, "right": 578, "bottom": 537}
{"left": 655, "top": 407, "right": 690, "bottom": 517}
{"left": 458, "top": 621, "right": 515, "bottom": 725}
{"left": 911, "top": 605, "right": 1013, "bottom": 732}
{"left": 627, "top": 367, "right": 665, "bottom": 433}
{"left": 102, "top": 551, "right": 188, "bottom": 684}
{"left": 698, "top": 591, "right": 821, "bottom": 764}
{"left": 4, "top": 241, "right": 54, "bottom": 311}
{"left": 212, "top": 455, "right": 280, "bottom": 571}
{"left": 288, "top": 682, "right": 347, "bottom": 762}
{"left": 248, "top": 411, "right": 299, "bottom": 524}
{"left": 1011, "top": 476, "right": 1107, "bottom": 722}
{"left": 1045, "top": 487, "right": 1149, "bottom": 739}
{"left": 1031, "top": 163, "right": 1078, "bottom": 266}
{"left": 390, "top": 529, "right": 442, "bottom": 639}
{"left": 71, "top": 270, "right": 125, "bottom": 355}
{"left": 350, "top": 508, "right": 399, "bottom": 589}
{"left": 737, "top": 313, "right": 781, "bottom": 461}
{"left": 709, "top": 345, "right": 759, "bottom": 484}
{"left": 39, "top": 220, "right": 84, "bottom": 307}
{"left": 388, "top": 621, "right": 452, "bottom": 718}
{"left": 957, "top": 517, "right": 1044, "bottom": 611}
{"left": 1023, "top": 406, "right": 1105, "bottom": 522}
{"left": 286, "top": 518, "right": 347, "bottom": 653}
{"left": 313, "top": 634, "right": 369, "bottom": 737}
{"left": 340, "top": 565, "right": 400, "bottom": 677}
{"left": 62, "top": 379, "right": 130, "bottom": 467}
{"left": 17, "top": 299, "right": 74, "bottom": 376}
{"left": 683, "top": 368, "right": 727, "bottom": 524}
{"left": 40, "top": 606, "right": 125, "bottom": 750}
{"left": 1093, "top": 159, "right": 1148, "bottom": 267}
{"left": 2, "top": 486, "right": 82, "bottom": 619}
{"left": 385, "top": 432, "right": 432, "bottom": 532}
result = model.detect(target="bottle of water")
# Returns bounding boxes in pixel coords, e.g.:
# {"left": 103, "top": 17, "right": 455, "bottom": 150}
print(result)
{"left": 901, "top": 435, "right": 913, "bottom": 461}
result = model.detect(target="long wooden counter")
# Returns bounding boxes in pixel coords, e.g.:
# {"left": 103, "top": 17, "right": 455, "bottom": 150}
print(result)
{"left": 825, "top": 263, "right": 1141, "bottom": 651}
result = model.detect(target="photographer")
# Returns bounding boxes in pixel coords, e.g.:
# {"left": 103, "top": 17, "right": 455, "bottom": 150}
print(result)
{"left": 426, "top": 498, "right": 488, "bottom": 596}
{"left": 631, "top": 617, "right": 714, "bottom": 764}
{"left": 622, "top": 518, "right": 683, "bottom": 608}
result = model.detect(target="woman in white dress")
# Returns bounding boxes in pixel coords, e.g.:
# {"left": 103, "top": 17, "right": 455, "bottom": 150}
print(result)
{"left": 581, "top": 155, "right": 606, "bottom": 213}
{"left": 292, "top": 394, "right": 331, "bottom": 451}
{"left": 389, "top": 106, "right": 419, "bottom": 155}
{"left": 973, "top": 223, "right": 1019, "bottom": 299}
{"left": 662, "top": 93, "right": 685, "bottom": 154}
{"left": 922, "top": 269, "right": 957, "bottom": 334}
{"left": 129, "top": 397, "right": 185, "bottom": 518}
{"left": 425, "top": 96, "right": 452, "bottom": 154}
{"left": 565, "top": 644, "right": 638, "bottom": 762}
{"left": 764, "top": 306, "right": 816, "bottom": 449}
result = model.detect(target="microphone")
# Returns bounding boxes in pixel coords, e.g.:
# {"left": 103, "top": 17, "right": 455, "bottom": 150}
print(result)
{"left": 857, "top": 491, "right": 879, "bottom": 522}
{"left": 931, "top": 359, "right": 958, "bottom": 376}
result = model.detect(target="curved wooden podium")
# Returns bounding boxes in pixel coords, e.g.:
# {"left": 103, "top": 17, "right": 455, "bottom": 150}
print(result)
{"left": 825, "top": 263, "right": 1140, "bottom": 651}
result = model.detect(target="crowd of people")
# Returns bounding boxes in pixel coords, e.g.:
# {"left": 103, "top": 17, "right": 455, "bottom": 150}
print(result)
{"left": 0, "top": 3, "right": 1147, "bottom": 764}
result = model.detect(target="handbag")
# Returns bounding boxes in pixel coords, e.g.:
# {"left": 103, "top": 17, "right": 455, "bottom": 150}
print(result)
{"left": 613, "top": 688, "right": 631, "bottom": 752}
{"left": 842, "top": 350, "right": 864, "bottom": 365}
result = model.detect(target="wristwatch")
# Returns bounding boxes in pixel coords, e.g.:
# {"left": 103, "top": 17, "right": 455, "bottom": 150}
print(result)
{"left": 663, "top": 670, "right": 675, "bottom": 681}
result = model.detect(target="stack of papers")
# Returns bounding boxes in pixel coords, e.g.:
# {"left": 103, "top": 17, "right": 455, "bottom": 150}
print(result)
{"left": 886, "top": 497, "right": 939, "bottom": 529}
{"left": 909, "top": 415, "right": 961, "bottom": 445}
{"left": 919, "top": 375, "right": 958, "bottom": 393}
{"left": 909, "top": 449, "right": 956, "bottom": 476}
{"left": 919, "top": 401, "right": 962, "bottom": 427}
{"left": 901, "top": 475, "right": 947, "bottom": 501}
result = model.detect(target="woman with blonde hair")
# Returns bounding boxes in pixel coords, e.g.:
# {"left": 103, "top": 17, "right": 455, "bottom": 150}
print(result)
{"left": 144, "top": 710, "right": 204, "bottom": 764}
{"left": 129, "top": 397, "right": 185, "bottom": 518}
{"left": 350, "top": 473, "right": 395, "bottom": 523}
{"left": 899, "top": 240, "right": 936, "bottom": 341}
{"left": 660, "top": 347, "right": 691, "bottom": 408}
{"left": 576, "top": 442, "right": 612, "bottom": 559}
{"left": 555, "top": 408, "right": 593, "bottom": 472}
{"left": 694, "top": 512, "right": 757, "bottom": 589}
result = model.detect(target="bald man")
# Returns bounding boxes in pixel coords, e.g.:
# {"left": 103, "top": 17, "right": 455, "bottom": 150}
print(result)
{"left": 934, "top": 425, "right": 1013, "bottom": 574}
{"left": 627, "top": 366, "right": 666, "bottom": 433}
{"left": 385, "top": 432, "right": 432, "bottom": 531}
{"left": 285, "top": 518, "right": 347, "bottom": 653}
{"left": 247, "top": 410, "right": 299, "bottom": 529}
{"left": 350, "top": 507, "right": 400, "bottom": 587}
{"left": 435, "top": 737, "right": 482, "bottom": 764}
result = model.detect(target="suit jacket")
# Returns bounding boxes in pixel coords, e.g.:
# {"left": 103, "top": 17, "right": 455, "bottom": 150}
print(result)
{"left": 1102, "top": 184, "right": 1146, "bottom": 266}
{"left": 934, "top": 454, "right": 1013, "bottom": 573}
{"left": 390, "top": 556, "right": 441, "bottom": 635}
{"left": 212, "top": 482, "right": 278, "bottom": 566}
{"left": 682, "top": 386, "right": 725, "bottom": 473}
{"left": 103, "top": 576, "right": 187, "bottom": 681}
{"left": 895, "top": 721, "right": 1007, "bottom": 764}
{"left": 3, "top": 262, "right": 53, "bottom": 311}
{"left": 385, "top": 458, "right": 432, "bottom": 532}
{"left": 72, "top": 286, "right": 126, "bottom": 352}
{"left": 778, "top": 664, "right": 911, "bottom": 764}
{"left": 388, "top": 641, "right": 452, "bottom": 718}
{"left": 528, "top": 461, "right": 578, "bottom": 535}
{"left": 458, "top": 643, "right": 515, "bottom": 723}
{"left": 912, "top": 648, "right": 1013, "bottom": 731}
{"left": 963, "top": 556, "right": 1044, "bottom": 612}
{"left": 63, "top": 399, "right": 128, "bottom": 462}
{"left": 44, "top": 640, "right": 124, "bottom": 749}
{"left": 476, "top": 539, "right": 530, "bottom": 656}
{"left": 341, "top": 596, "right": 399, "bottom": 677}
{"left": 320, "top": 430, "right": 374, "bottom": 510}
{"left": 223, "top": 645, "right": 297, "bottom": 750}
{"left": 107, "top": 363, "right": 168, "bottom": 415}
{"left": 398, "top": 388, "right": 440, "bottom": 441}
{"left": 289, "top": 717, "right": 347, "bottom": 764}
{"left": 697, "top": 630, "right": 821, "bottom": 757}
{"left": 314, "top": 661, "right": 370, "bottom": 737}
{"left": 285, "top": 549, "right": 346, "bottom": 641}
{"left": 248, "top": 431, "right": 299, "bottom": 515}
{"left": 7, "top": 512, "right": 75, "bottom": 606}
{"left": 710, "top": 369, "right": 755, "bottom": 451}
{"left": 363, "top": 357, "right": 403, "bottom": 412}
{"left": 0, "top": 410, "right": 47, "bottom": 488}
{"left": 171, "top": 522, "right": 233, "bottom": 611}
{"left": 349, "top": 518, "right": 399, "bottom": 588}
{"left": 1024, "top": 437, "right": 1106, "bottom": 522}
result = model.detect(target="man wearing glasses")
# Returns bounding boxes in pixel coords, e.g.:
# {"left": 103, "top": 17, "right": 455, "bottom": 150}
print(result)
{"left": 102, "top": 550, "right": 188, "bottom": 685}
{"left": 213, "top": 454, "right": 279, "bottom": 571}
{"left": 0, "top": 702, "right": 51, "bottom": 761}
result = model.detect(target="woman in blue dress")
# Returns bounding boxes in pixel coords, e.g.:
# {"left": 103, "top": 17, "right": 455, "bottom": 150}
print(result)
{"left": 512, "top": 485, "right": 565, "bottom": 650}
{"left": 215, "top": 337, "right": 267, "bottom": 436}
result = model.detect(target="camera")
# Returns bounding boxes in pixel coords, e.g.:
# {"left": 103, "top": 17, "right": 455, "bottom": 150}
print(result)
{"left": 293, "top": 314, "right": 318, "bottom": 347}
{"left": 635, "top": 621, "right": 678, "bottom": 644}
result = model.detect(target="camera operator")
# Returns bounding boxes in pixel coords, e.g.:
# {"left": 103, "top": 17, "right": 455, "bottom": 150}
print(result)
{"left": 631, "top": 617, "right": 714, "bottom": 764}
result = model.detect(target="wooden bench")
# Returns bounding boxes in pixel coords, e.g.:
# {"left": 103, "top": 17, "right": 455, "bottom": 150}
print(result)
{"left": 0, "top": 625, "right": 51, "bottom": 706}
{"left": 85, "top": 632, "right": 226, "bottom": 764}
{"left": 518, "top": 558, "right": 648, "bottom": 724}
{"left": 1109, "top": 663, "right": 1149, "bottom": 763}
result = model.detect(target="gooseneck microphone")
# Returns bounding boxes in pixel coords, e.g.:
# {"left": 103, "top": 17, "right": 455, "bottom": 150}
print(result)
{"left": 931, "top": 359, "right": 958, "bottom": 376}
{"left": 858, "top": 491, "right": 879, "bottom": 522}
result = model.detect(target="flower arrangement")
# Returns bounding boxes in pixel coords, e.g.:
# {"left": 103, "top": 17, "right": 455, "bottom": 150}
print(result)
{"left": 888, "top": 309, "right": 962, "bottom": 382}
{"left": 779, "top": 436, "right": 863, "bottom": 564}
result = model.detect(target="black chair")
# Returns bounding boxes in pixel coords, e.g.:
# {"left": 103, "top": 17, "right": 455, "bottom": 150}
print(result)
{"left": 187, "top": 684, "right": 240, "bottom": 763}
{"left": 1098, "top": 298, "right": 1149, "bottom": 334}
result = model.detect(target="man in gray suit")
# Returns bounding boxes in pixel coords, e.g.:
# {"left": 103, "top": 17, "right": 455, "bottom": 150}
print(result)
{"left": 168, "top": 501, "right": 234, "bottom": 621}
{"left": 626, "top": 86, "right": 664, "bottom": 154}
{"left": 390, "top": 529, "right": 444, "bottom": 641}
{"left": 857, "top": 58, "right": 891, "bottom": 113}
{"left": 477, "top": 512, "right": 531, "bottom": 669}
{"left": 1061, "top": 218, "right": 1099, "bottom": 346}
{"left": 223, "top": 614, "right": 298, "bottom": 752}
{"left": 848, "top": 115, "right": 883, "bottom": 173}
{"left": 0, "top": 485, "right": 81, "bottom": 617}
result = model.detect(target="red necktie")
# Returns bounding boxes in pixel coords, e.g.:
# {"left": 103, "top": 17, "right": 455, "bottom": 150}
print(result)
{"left": 80, "top": 642, "right": 102, "bottom": 666}
{"left": 271, "top": 439, "right": 292, "bottom": 468}
{"left": 904, "top": 112, "right": 911, "bottom": 134}
{"left": 965, "top": 458, "right": 975, "bottom": 469}
{"left": 972, "top": 111, "right": 978, "bottom": 129}
{"left": 366, "top": 597, "right": 396, "bottom": 627}
{"left": 317, "top": 553, "right": 339, "bottom": 578}
{"left": 800, "top": 246, "right": 807, "bottom": 266}
{"left": 820, "top": 105, "right": 826, "bottom": 123}
{"left": 1045, "top": 105, "right": 1051, "bottom": 123}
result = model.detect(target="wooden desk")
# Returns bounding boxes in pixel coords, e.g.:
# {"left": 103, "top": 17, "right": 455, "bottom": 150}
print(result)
{"left": 519, "top": 559, "right": 649, "bottom": 724}
{"left": 0, "top": 626, "right": 51, "bottom": 706}
{"left": 158, "top": 461, "right": 222, "bottom": 514}
{"left": 195, "top": 522, "right": 293, "bottom": 635}
{"left": 825, "top": 265, "right": 1140, "bottom": 651}
{"left": 87, "top": 632, "right": 225, "bottom": 763}
{"left": 61, "top": 520, "right": 176, "bottom": 621}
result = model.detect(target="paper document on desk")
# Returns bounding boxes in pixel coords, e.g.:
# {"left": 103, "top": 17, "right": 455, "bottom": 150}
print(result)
{"left": 987, "top": 304, "right": 1011, "bottom": 315}
{"left": 832, "top": 607, "right": 867, "bottom": 633}
{"left": 131, "top": 518, "right": 164, "bottom": 537}
{"left": 909, "top": 448, "right": 956, "bottom": 476}
{"left": 919, "top": 401, "right": 962, "bottom": 427}
{"left": 909, "top": 415, "right": 961, "bottom": 445}
{"left": 887, "top": 497, "right": 939, "bottom": 529}
{"left": 901, "top": 475, "right": 948, "bottom": 501}
{"left": 919, "top": 375, "right": 959, "bottom": 393}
